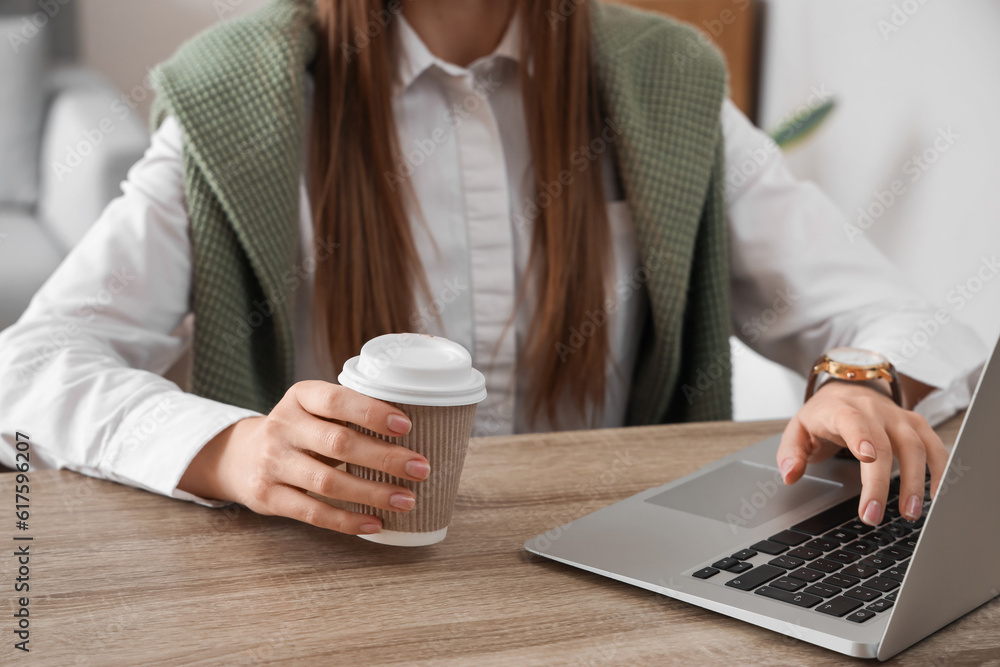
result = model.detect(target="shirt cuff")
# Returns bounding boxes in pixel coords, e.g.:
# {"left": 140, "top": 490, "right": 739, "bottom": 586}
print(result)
{"left": 904, "top": 360, "right": 983, "bottom": 428}
{"left": 853, "top": 340, "right": 984, "bottom": 428}
{"left": 844, "top": 310, "right": 987, "bottom": 427}
{"left": 100, "top": 391, "right": 261, "bottom": 508}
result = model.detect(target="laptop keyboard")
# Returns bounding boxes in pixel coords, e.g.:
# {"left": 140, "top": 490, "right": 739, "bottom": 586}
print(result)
{"left": 690, "top": 475, "right": 929, "bottom": 623}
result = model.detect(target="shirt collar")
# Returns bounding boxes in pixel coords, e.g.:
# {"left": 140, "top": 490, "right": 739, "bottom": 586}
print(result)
{"left": 395, "top": 12, "right": 520, "bottom": 95}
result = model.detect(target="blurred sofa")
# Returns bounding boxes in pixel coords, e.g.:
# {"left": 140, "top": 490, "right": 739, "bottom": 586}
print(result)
{"left": 0, "top": 10, "right": 148, "bottom": 331}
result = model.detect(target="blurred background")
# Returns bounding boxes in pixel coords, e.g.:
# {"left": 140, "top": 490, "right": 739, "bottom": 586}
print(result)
{"left": 1, "top": 0, "right": 998, "bottom": 422}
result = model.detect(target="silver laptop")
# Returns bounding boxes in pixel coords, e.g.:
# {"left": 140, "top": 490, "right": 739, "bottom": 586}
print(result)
{"left": 525, "top": 334, "right": 1000, "bottom": 660}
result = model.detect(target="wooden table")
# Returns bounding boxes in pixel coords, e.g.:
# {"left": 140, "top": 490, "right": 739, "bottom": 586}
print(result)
{"left": 2, "top": 416, "right": 993, "bottom": 665}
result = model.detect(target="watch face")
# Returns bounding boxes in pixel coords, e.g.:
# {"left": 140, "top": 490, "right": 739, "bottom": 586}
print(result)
{"left": 827, "top": 347, "right": 886, "bottom": 368}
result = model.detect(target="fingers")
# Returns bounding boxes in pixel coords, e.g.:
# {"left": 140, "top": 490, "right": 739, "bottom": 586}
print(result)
{"left": 912, "top": 416, "right": 948, "bottom": 499}
{"left": 785, "top": 406, "right": 893, "bottom": 525}
{"left": 890, "top": 424, "right": 927, "bottom": 521}
{"left": 293, "top": 381, "right": 412, "bottom": 438}
{"left": 283, "top": 452, "right": 417, "bottom": 513}
{"left": 301, "top": 416, "right": 431, "bottom": 482}
{"left": 777, "top": 407, "right": 878, "bottom": 485}
{"left": 777, "top": 418, "right": 810, "bottom": 485}
{"left": 797, "top": 393, "right": 891, "bottom": 525}
{"left": 858, "top": 428, "right": 894, "bottom": 526}
{"left": 235, "top": 381, "right": 432, "bottom": 536}
{"left": 821, "top": 407, "right": 879, "bottom": 464}
{"left": 261, "top": 484, "right": 384, "bottom": 535}
{"left": 804, "top": 438, "right": 840, "bottom": 464}
{"left": 278, "top": 381, "right": 431, "bottom": 482}
{"left": 787, "top": 381, "right": 947, "bottom": 527}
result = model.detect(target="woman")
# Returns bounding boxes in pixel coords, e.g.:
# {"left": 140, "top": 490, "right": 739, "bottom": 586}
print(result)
{"left": 0, "top": 0, "right": 984, "bottom": 536}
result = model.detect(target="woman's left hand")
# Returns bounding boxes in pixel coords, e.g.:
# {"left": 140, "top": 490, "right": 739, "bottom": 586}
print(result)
{"left": 776, "top": 380, "right": 946, "bottom": 526}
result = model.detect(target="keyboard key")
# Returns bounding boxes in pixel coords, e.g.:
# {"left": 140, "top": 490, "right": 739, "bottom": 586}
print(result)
{"left": 898, "top": 516, "right": 925, "bottom": 530}
{"left": 750, "top": 540, "right": 788, "bottom": 555}
{"left": 867, "top": 599, "right": 894, "bottom": 612}
{"left": 847, "top": 609, "right": 877, "bottom": 623}
{"left": 885, "top": 592, "right": 898, "bottom": 602}
{"left": 725, "top": 565, "right": 785, "bottom": 591}
{"left": 792, "top": 497, "right": 861, "bottom": 536}
{"left": 869, "top": 531, "right": 896, "bottom": 547}
{"left": 787, "top": 547, "right": 822, "bottom": 561}
{"left": 805, "top": 537, "right": 838, "bottom": 552}
{"left": 889, "top": 476, "right": 901, "bottom": 495}
{"left": 863, "top": 577, "right": 900, "bottom": 593}
{"left": 883, "top": 567, "right": 907, "bottom": 583}
{"left": 843, "top": 521, "right": 874, "bottom": 535}
{"left": 824, "top": 529, "right": 858, "bottom": 544}
{"left": 712, "top": 557, "right": 740, "bottom": 571}
{"left": 768, "top": 556, "right": 805, "bottom": 570}
{"left": 771, "top": 576, "right": 807, "bottom": 592}
{"left": 825, "top": 573, "right": 861, "bottom": 589}
{"left": 884, "top": 506, "right": 901, "bottom": 521}
{"left": 806, "top": 558, "right": 842, "bottom": 574}
{"left": 827, "top": 550, "right": 861, "bottom": 564}
{"left": 816, "top": 596, "right": 863, "bottom": 617}
{"left": 755, "top": 586, "right": 823, "bottom": 608}
{"left": 844, "top": 587, "right": 881, "bottom": 602}
{"left": 896, "top": 537, "right": 918, "bottom": 553}
{"left": 843, "top": 540, "right": 879, "bottom": 556}
{"left": 841, "top": 563, "right": 878, "bottom": 579}
{"left": 693, "top": 567, "right": 719, "bottom": 579}
{"left": 880, "top": 546, "right": 910, "bottom": 561}
{"left": 805, "top": 583, "right": 842, "bottom": 598}
{"left": 729, "top": 561, "right": 753, "bottom": 574}
{"left": 732, "top": 549, "right": 758, "bottom": 561}
{"left": 769, "top": 530, "right": 811, "bottom": 546}
{"left": 789, "top": 568, "right": 825, "bottom": 583}
{"left": 885, "top": 523, "right": 910, "bottom": 539}
{"left": 860, "top": 555, "right": 894, "bottom": 569}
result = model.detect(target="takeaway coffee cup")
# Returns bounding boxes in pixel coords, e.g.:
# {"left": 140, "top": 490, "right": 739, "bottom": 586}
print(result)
{"left": 338, "top": 333, "right": 487, "bottom": 546}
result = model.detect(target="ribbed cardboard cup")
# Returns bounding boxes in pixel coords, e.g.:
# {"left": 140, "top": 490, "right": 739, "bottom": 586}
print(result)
{"left": 345, "top": 401, "right": 479, "bottom": 546}
{"left": 338, "top": 333, "right": 486, "bottom": 548}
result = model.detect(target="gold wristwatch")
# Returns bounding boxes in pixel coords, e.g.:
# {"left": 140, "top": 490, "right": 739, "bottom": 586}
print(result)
{"left": 804, "top": 347, "right": 902, "bottom": 406}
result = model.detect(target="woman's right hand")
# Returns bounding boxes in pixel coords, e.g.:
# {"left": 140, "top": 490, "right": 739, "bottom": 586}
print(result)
{"left": 178, "top": 381, "right": 430, "bottom": 535}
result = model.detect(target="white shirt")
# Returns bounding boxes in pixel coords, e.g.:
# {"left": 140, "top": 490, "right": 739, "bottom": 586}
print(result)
{"left": 0, "top": 17, "right": 985, "bottom": 506}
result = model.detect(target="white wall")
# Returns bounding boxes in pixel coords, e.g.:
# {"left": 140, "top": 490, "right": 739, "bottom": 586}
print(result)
{"left": 760, "top": 0, "right": 1000, "bottom": 344}
{"left": 733, "top": 0, "right": 1000, "bottom": 421}
{"left": 77, "top": 0, "right": 268, "bottom": 120}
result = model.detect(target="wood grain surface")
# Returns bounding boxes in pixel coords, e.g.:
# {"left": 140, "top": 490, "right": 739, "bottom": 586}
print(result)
{"left": 2, "top": 415, "right": 996, "bottom": 666}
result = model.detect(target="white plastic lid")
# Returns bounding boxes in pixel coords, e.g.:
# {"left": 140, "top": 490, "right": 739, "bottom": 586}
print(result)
{"left": 338, "top": 334, "right": 487, "bottom": 406}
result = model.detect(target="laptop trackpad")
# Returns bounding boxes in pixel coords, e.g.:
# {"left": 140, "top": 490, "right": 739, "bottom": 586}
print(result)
{"left": 645, "top": 460, "right": 842, "bottom": 529}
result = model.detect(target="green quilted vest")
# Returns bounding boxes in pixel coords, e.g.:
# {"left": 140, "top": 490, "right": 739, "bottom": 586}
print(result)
{"left": 149, "top": 0, "right": 733, "bottom": 425}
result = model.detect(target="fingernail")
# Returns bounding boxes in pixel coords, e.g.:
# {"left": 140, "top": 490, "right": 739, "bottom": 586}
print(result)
{"left": 859, "top": 441, "right": 877, "bottom": 460}
{"left": 779, "top": 458, "right": 795, "bottom": 482}
{"left": 360, "top": 522, "right": 382, "bottom": 534}
{"left": 405, "top": 460, "right": 430, "bottom": 479}
{"left": 863, "top": 499, "right": 882, "bottom": 526}
{"left": 387, "top": 414, "right": 411, "bottom": 435}
{"left": 906, "top": 494, "right": 922, "bottom": 520}
{"left": 390, "top": 493, "right": 415, "bottom": 510}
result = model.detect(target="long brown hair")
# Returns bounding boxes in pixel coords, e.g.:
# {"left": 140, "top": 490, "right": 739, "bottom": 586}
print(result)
{"left": 310, "top": 0, "right": 611, "bottom": 427}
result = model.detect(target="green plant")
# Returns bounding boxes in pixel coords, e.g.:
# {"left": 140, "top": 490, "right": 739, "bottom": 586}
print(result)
{"left": 768, "top": 98, "right": 837, "bottom": 149}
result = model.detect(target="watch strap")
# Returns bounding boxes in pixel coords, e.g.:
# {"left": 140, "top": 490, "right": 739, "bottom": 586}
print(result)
{"left": 804, "top": 354, "right": 903, "bottom": 408}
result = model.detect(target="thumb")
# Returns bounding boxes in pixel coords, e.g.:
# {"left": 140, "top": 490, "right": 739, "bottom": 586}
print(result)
{"left": 776, "top": 417, "right": 810, "bottom": 485}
